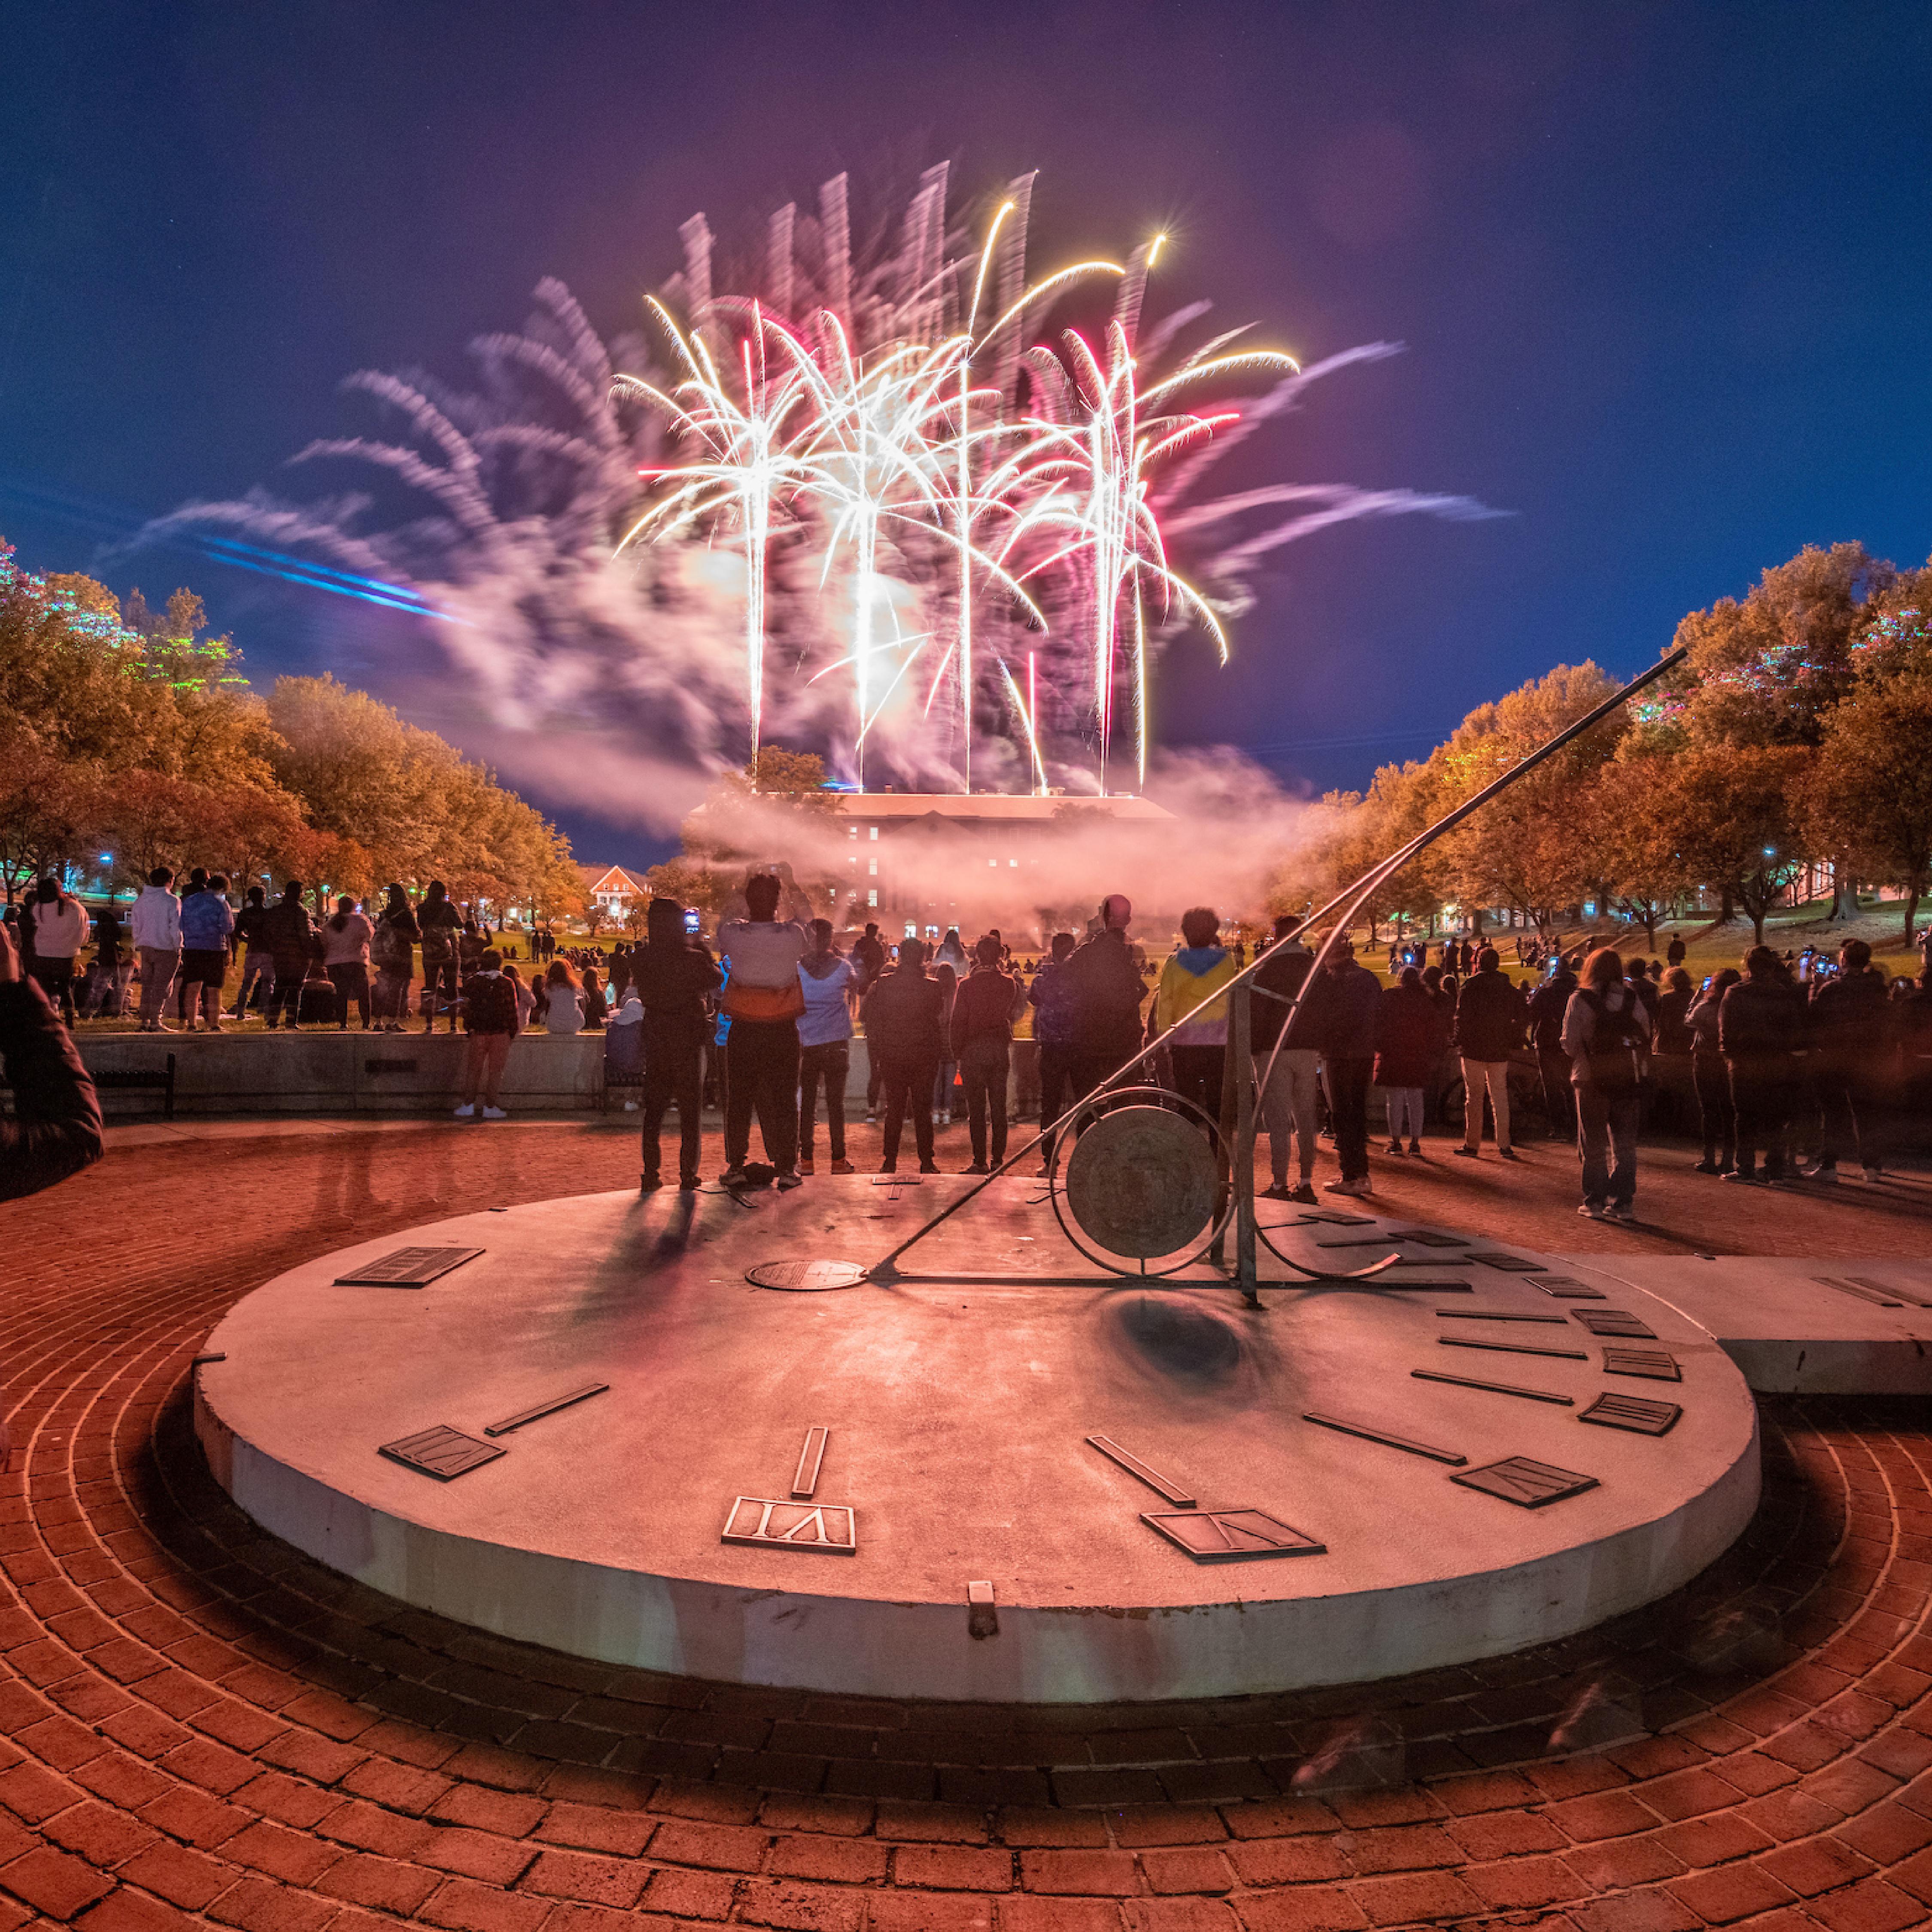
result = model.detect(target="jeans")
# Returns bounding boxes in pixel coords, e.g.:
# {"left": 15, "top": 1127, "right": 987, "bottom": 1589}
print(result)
{"left": 88, "top": 961, "right": 128, "bottom": 1017}
{"left": 266, "top": 962, "right": 308, "bottom": 1027}
{"left": 960, "top": 1037, "right": 1011, "bottom": 1166}
{"left": 1693, "top": 1054, "right": 1735, "bottom": 1165}
{"left": 372, "top": 966, "right": 413, "bottom": 1022}
{"left": 1538, "top": 1046, "right": 1577, "bottom": 1139}
{"left": 1577, "top": 1081, "right": 1640, "bottom": 1207}
{"left": 725, "top": 1018, "right": 801, "bottom": 1172}
{"left": 1728, "top": 1058, "right": 1795, "bottom": 1179}
{"left": 1813, "top": 1062, "right": 1881, "bottom": 1172}
{"left": 137, "top": 946, "right": 180, "bottom": 1027}
{"left": 1036, "top": 1042, "right": 1078, "bottom": 1159}
{"left": 233, "top": 951, "right": 272, "bottom": 1017}
{"left": 1256, "top": 1046, "right": 1321, "bottom": 1183}
{"left": 1382, "top": 1085, "right": 1425, "bottom": 1140}
{"left": 462, "top": 1031, "right": 511, "bottom": 1107}
{"left": 1460, "top": 1057, "right": 1513, "bottom": 1148}
{"left": 1326, "top": 1055, "right": 1373, "bottom": 1182}
{"left": 421, "top": 949, "right": 461, "bottom": 1027}
{"left": 798, "top": 1040, "right": 849, "bottom": 1162}
{"left": 643, "top": 1030, "right": 704, "bottom": 1180}
{"left": 30, "top": 960, "right": 77, "bottom": 1026}
{"left": 933, "top": 1058, "right": 958, "bottom": 1117}
{"left": 875, "top": 1051, "right": 938, "bottom": 1168}
{"left": 1167, "top": 1044, "right": 1225, "bottom": 1135}
{"left": 327, "top": 962, "right": 371, "bottom": 1027}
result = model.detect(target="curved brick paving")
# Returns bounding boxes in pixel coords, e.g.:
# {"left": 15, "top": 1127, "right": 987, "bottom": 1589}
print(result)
{"left": 3, "top": 1127, "right": 1931, "bottom": 1931}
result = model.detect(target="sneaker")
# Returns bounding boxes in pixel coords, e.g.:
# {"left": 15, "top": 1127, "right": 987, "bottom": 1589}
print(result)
{"left": 1324, "top": 1176, "right": 1371, "bottom": 1197}
{"left": 1498, "top": 1148, "right": 1521, "bottom": 1162}
{"left": 721, "top": 1165, "right": 748, "bottom": 1186}
{"left": 831, "top": 1159, "right": 856, "bottom": 1175}
{"left": 1602, "top": 1204, "right": 1635, "bottom": 1224}
{"left": 641, "top": 1173, "right": 662, "bottom": 1191}
{"left": 1454, "top": 1145, "right": 1479, "bottom": 1159}
{"left": 1385, "top": 1139, "right": 1405, "bottom": 1155}
{"left": 453, "top": 1103, "right": 476, "bottom": 1118}
{"left": 206, "top": 1021, "right": 225, "bottom": 1033}
{"left": 1407, "top": 1139, "right": 1422, "bottom": 1155}
{"left": 919, "top": 1160, "right": 940, "bottom": 1174}
{"left": 798, "top": 1159, "right": 816, "bottom": 1175}
{"left": 623, "top": 1100, "right": 639, "bottom": 1112}
{"left": 1722, "top": 1169, "right": 1765, "bottom": 1186}
{"left": 1802, "top": 1166, "right": 1838, "bottom": 1185}
{"left": 482, "top": 1106, "right": 507, "bottom": 1121}
{"left": 1290, "top": 1182, "right": 1318, "bottom": 1205}
{"left": 964, "top": 1161, "right": 990, "bottom": 1175}
{"left": 878, "top": 1161, "right": 897, "bottom": 1176}
{"left": 1693, "top": 1158, "right": 1721, "bottom": 1175}
{"left": 865, "top": 1110, "right": 877, "bottom": 1125}
{"left": 1578, "top": 1202, "right": 1606, "bottom": 1218}
{"left": 1261, "top": 1182, "right": 1293, "bottom": 1200}
{"left": 775, "top": 1170, "right": 804, "bottom": 1190}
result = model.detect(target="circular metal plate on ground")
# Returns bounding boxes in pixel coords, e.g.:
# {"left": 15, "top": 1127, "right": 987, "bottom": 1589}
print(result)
{"left": 744, "top": 1259, "right": 868, "bottom": 1292}
{"left": 1063, "top": 1104, "right": 1218, "bottom": 1258}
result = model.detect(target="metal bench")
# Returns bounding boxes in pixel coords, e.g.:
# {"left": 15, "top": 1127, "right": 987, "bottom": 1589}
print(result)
{"left": 90, "top": 1053, "right": 177, "bottom": 1120}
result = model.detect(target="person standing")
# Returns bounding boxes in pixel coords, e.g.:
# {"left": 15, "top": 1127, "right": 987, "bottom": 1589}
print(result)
{"left": 231, "top": 885, "right": 273, "bottom": 1021}
{"left": 631, "top": 897, "right": 721, "bottom": 1188}
{"left": 130, "top": 866, "right": 182, "bottom": 1032}
{"left": 322, "top": 896, "right": 374, "bottom": 1029}
{"left": 1720, "top": 946, "right": 1809, "bottom": 1186}
{"left": 1375, "top": 966, "right": 1442, "bottom": 1154}
{"left": 1688, "top": 968, "right": 1740, "bottom": 1173}
{"left": 370, "top": 885, "right": 419, "bottom": 1032}
{"left": 172, "top": 873, "right": 234, "bottom": 1028}
{"left": 1804, "top": 939, "right": 1891, "bottom": 1182}
{"left": 453, "top": 948, "right": 519, "bottom": 1119}
{"left": 262, "top": 880, "right": 316, "bottom": 1030}
{"left": 1452, "top": 946, "right": 1526, "bottom": 1160}
{"left": 1563, "top": 947, "right": 1651, "bottom": 1222}
{"left": 951, "top": 934, "right": 1027, "bottom": 1173}
{"left": 87, "top": 902, "right": 128, "bottom": 1018}
{"left": 1252, "top": 915, "right": 1321, "bottom": 1201}
{"left": 0, "top": 921, "right": 103, "bottom": 1200}
{"left": 796, "top": 919, "right": 857, "bottom": 1177}
{"left": 417, "top": 882, "right": 463, "bottom": 1033}
{"left": 1527, "top": 954, "right": 1580, "bottom": 1142}
{"left": 1666, "top": 933, "right": 1687, "bottom": 969}
{"left": 23, "top": 877, "right": 89, "bottom": 1027}
{"left": 1151, "top": 908, "right": 1238, "bottom": 1135}
{"left": 1308, "top": 938, "right": 1382, "bottom": 1196}
{"left": 1062, "top": 895, "right": 1147, "bottom": 1102}
{"left": 931, "top": 961, "right": 959, "bottom": 1126}
{"left": 861, "top": 936, "right": 946, "bottom": 1175}
{"left": 1027, "top": 932, "right": 1079, "bottom": 1168}
{"left": 716, "top": 874, "right": 808, "bottom": 1187}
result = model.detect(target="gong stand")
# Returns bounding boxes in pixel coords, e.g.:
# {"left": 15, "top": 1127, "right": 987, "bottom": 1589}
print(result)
{"left": 851, "top": 647, "right": 1689, "bottom": 1303}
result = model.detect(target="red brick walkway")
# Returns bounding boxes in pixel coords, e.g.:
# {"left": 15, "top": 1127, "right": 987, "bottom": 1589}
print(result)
{"left": 3, "top": 1127, "right": 1930, "bottom": 1930}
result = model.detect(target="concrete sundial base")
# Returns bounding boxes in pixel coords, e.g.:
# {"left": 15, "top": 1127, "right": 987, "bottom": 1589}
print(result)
{"left": 194, "top": 1177, "right": 1761, "bottom": 1703}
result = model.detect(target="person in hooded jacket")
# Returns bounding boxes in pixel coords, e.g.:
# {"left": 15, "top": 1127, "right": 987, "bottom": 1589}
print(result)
{"left": 1374, "top": 966, "right": 1443, "bottom": 1154}
{"left": 862, "top": 936, "right": 946, "bottom": 1174}
{"left": 1252, "top": 915, "right": 1321, "bottom": 1201}
{"left": 230, "top": 886, "right": 273, "bottom": 1021}
{"left": 1452, "top": 947, "right": 1526, "bottom": 1160}
{"left": 129, "top": 866, "right": 182, "bottom": 1031}
{"left": 951, "top": 933, "right": 1028, "bottom": 1173}
{"left": 23, "top": 877, "right": 89, "bottom": 1027}
{"left": 1301, "top": 938, "right": 1383, "bottom": 1196}
{"left": 796, "top": 919, "right": 857, "bottom": 1176}
{"left": 632, "top": 896, "right": 723, "bottom": 1189}
{"left": 262, "top": 880, "right": 316, "bottom": 1030}
{"left": 1563, "top": 947, "right": 1651, "bottom": 1221}
{"left": 1527, "top": 954, "right": 1580, "bottom": 1141}
{"left": 417, "top": 881, "right": 463, "bottom": 1032}
{"left": 1803, "top": 938, "right": 1892, "bottom": 1182}
{"left": 1151, "top": 908, "right": 1239, "bottom": 1137}
{"left": 370, "top": 885, "right": 419, "bottom": 1031}
{"left": 1719, "top": 945, "right": 1809, "bottom": 1186}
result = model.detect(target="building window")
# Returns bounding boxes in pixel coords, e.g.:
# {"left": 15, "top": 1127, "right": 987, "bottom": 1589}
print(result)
{"left": 868, "top": 889, "right": 878, "bottom": 908}
{"left": 868, "top": 858, "right": 878, "bottom": 876}
{"left": 869, "top": 825, "right": 878, "bottom": 840}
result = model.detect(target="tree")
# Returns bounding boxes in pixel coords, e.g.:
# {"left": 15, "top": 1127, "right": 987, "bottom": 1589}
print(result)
{"left": 1665, "top": 745, "right": 1814, "bottom": 946}
{"left": 0, "top": 739, "right": 101, "bottom": 900}
{"left": 583, "top": 902, "right": 610, "bottom": 941}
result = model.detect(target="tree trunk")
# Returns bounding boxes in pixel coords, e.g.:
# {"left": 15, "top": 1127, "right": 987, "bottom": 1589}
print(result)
{"left": 1906, "top": 881, "right": 1923, "bottom": 949}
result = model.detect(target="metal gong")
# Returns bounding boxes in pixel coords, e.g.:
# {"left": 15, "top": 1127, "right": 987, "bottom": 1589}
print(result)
{"left": 1063, "top": 1104, "right": 1218, "bottom": 1259}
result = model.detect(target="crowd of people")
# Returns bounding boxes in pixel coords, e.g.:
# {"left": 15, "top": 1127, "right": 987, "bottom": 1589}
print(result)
{"left": 7, "top": 863, "right": 1930, "bottom": 1223}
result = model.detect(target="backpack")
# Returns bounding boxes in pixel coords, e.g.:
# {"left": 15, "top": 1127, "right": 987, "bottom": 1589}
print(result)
{"left": 1579, "top": 989, "right": 1648, "bottom": 1091}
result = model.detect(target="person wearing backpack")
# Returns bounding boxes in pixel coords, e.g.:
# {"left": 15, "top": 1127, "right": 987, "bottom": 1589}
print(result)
{"left": 1561, "top": 946, "right": 1652, "bottom": 1222}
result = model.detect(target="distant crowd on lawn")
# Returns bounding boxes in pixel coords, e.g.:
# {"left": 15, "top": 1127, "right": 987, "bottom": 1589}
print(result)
{"left": 6, "top": 865, "right": 1932, "bottom": 1225}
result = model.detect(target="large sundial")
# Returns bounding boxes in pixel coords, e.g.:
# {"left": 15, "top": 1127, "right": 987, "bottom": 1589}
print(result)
{"left": 193, "top": 1175, "right": 1760, "bottom": 1703}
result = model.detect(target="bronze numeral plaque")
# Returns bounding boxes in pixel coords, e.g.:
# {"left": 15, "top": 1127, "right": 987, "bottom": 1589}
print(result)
{"left": 1452, "top": 1456, "right": 1598, "bottom": 1508}
{"left": 1529, "top": 1276, "right": 1607, "bottom": 1299}
{"left": 1141, "top": 1508, "right": 1326, "bottom": 1561}
{"left": 1580, "top": 1392, "right": 1682, "bottom": 1436}
{"left": 1465, "top": 1252, "right": 1544, "bottom": 1272}
{"left": 722, "top": 1496, "right": 857, "bottom": 1554}
{"left": 336, "top": 1245, "right": 484, "bottom": 1288}
{"left": 1602, "top": 1347, "right": 1682, "bottom": 1382}
{"left": 1574, "top": 1309, "right": 1658, "bottom": 1339}
{"left": 379, "top": 1425, "right": 505, "bottom": 1480}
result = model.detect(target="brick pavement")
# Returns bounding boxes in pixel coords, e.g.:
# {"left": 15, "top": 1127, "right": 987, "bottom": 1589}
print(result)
{"left": 2, "top": 1125, "right": 1930, "bottom": 1930}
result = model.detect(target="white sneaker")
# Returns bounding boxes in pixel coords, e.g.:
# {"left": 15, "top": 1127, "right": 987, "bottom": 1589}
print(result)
{"left": 482, "top": 1106, "right": 507, "bottom": 1121}
{"left": 453, "top": 1103, "right": 476, "bottom": 1118}
{"left": 623, "top": 1100, "right": 639, "bottom": 1112}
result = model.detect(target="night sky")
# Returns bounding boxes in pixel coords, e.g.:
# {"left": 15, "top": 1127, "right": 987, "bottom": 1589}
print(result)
{"left": 4, "top": 3, "right": 1930, "bottom": 868}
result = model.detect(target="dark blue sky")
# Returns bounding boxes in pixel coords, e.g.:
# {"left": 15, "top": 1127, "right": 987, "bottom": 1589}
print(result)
{"left": 4, "top": 2, "right": 1929, "bottom": 866}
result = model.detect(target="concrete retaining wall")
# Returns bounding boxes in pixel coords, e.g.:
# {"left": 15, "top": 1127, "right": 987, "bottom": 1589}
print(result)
{"left": 76, "top": 1032, "right": 1044, "bottom": 1118}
